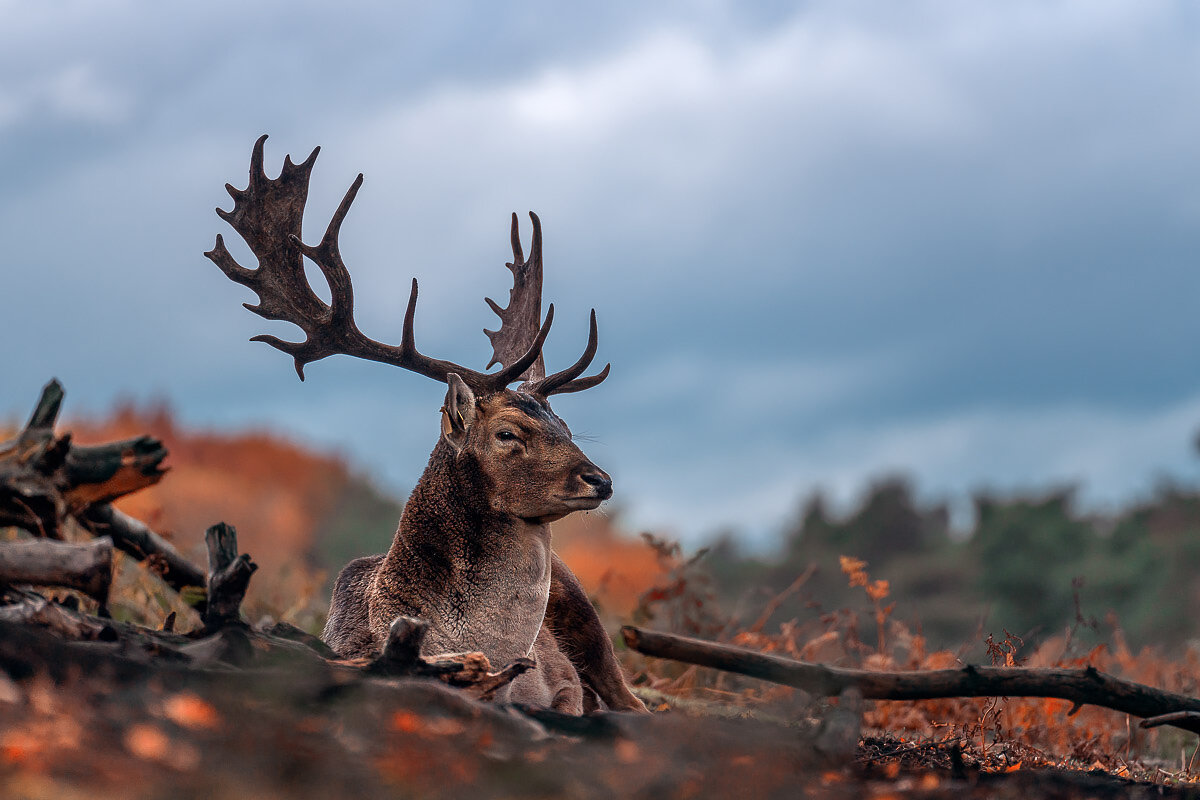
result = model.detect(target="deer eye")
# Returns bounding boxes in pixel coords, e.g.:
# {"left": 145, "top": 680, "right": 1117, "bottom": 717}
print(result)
{"left": 495, "top": 430, "right": 519, "bottom": 442}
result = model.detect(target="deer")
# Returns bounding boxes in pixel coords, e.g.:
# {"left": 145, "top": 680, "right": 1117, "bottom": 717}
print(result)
{"left": 206, "top": 136, "right": 647, "bottom": 714}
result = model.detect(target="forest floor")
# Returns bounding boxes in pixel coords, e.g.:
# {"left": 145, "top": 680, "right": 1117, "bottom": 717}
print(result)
{"left": 2, "top": 615, "right": 1199, "bottom": 800}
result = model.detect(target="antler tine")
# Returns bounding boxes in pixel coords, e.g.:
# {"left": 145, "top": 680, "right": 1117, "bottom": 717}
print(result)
{"left": 509, "top": 210, "right": 524, "bottom": 265}
{"left": 484, "top": 212, "right": 546, "bottom": 381}
{"left": 397, "top": 279, "right": 555, "bottom": 392}
{"left": 527, "top": 309, "right": 610, "bottom": 396}
{"left": 546, "top": 363, "right": 610, "bottom": 395}
{"left": 244, "top": 172, "right": 365, "bottom": 378}
{"left": 290, "top": 173, "right": 362, "bottom": 329}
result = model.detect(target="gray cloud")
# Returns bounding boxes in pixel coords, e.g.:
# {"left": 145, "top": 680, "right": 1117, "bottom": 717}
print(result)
{"left": 3, "top": 0, "right": 1199, "bottom": 543}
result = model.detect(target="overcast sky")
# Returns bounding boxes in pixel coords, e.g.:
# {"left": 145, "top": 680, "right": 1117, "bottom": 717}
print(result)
{"left": 3, "top": 1, "right": 1199, "bottom": 544}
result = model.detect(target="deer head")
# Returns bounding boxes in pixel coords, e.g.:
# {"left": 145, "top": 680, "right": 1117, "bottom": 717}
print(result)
{"left": 205, "top": 136, "right": 612, "bottom": 523}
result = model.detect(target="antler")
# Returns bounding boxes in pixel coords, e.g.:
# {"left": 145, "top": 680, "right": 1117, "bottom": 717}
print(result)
{"left": 204, "top": 135, "right": 551, "bottom": 395}
{"left": 484, "top": 213, "right": 546, "bottom": 382}
{"left": 485, "top": 214, "right": 610, "bottom": 397}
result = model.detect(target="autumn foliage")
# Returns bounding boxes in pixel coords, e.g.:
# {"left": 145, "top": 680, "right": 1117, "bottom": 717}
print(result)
{"left": 46, "top": 403, "right": 667, "bottom": 630}
{"left": 10, "top": 403, "right": 1200, "bottom": 793}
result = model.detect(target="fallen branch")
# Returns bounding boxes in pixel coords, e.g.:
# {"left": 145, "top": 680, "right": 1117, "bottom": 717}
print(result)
{"left": 622, "top": 625, "right": 1200, "bottom": 735}
{"left": 80, "top": 504, "right": 206, "bottom": 603}
{"left": 349, "top": 615, "right": 534, "bottom": 700}
{"left": 0, "top": 536, "right": 113, "bottom": 601}
{"left": 1140, "top": 711, "right": 1200, "bottom": 730}
{"left": 0, "top": 595, "right": 117, "bottom": 641}
{"left": 1, "top": 380, "right": 167, "bottom": 538}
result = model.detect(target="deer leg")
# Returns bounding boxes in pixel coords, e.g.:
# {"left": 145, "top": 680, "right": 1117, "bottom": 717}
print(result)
{"left": 547, "top": 552, "right": 648, "bottom": 713}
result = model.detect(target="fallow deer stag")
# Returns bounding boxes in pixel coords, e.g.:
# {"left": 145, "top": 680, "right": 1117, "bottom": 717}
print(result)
{"left": 206, "top": 136, "right": 646, "bottom": 714}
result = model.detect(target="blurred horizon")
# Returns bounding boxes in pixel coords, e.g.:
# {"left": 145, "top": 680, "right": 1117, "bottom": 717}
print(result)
{"left": 3, "top": 1, "right": 1200, "bottom": 544}
{"left": 12, "top": 399, "right": 1198, "bottom": 654}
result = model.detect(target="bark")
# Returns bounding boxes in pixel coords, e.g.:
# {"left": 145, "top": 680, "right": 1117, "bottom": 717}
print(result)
{"left": 622, "top": 625, "right": 1200, "bottom": 735}
{"left": 0, "top": 595, "right": 117, "bottom": 641}
{"left": 0, "top": 536, "right": 113, "bottom": 601}
{"left": 202, "top": 522, "right": 257, "bottom": 629}
{"left": 362, "top": 614, "right": 534, "bottom": 697}
{"left": 371, "top": 615, "right": 431, "bottom": 673}
{"left": 1, "top": 380, "right": 167, "bottom": 538}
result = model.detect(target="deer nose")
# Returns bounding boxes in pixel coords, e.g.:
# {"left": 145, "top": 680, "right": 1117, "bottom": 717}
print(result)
{"left": 580, "top": 468, "right": 613, "bottom": 500}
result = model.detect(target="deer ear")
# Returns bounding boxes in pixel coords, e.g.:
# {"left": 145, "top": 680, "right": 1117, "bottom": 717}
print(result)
{"left": 441, "top": 373, "right": 477, "bottom": 454}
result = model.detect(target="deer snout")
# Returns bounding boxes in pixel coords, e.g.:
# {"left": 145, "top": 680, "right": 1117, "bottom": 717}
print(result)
{"left": 578, "top": 466, "right": 613, "bottom": 501}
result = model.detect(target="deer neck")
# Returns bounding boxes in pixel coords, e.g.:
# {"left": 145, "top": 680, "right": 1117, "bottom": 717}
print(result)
{"left": 380, "top": 440, "right": 553, "bottom": 665}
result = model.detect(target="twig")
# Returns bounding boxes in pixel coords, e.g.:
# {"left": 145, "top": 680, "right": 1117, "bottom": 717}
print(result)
{"left": 747, "top": 565, "right": 816, "bottom": 634}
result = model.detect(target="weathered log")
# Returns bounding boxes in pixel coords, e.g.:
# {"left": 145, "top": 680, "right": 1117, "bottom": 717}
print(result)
{"left": 356, "top": 614, "right": 535, "bottom": 700}
{"left": 0, "top": 595, "right": 117, "bottom": 641}
{"left": 0, "top": 381, "right": 67, "bottom": 535}
{"left": 265, "top": 620, "right": 338, "bottom": 659}
{"left": 371, "top": 615, "right": 431, "bottom": 673}
{"left": 1, "top": 380, "right": 168, "bottom": 538}
{"left": 622, "top": 625, "right": 1200, "bottom": 735}
{"left": 203, "top": 522, "right": 256, "bottom": 629}
{"left": 63, "top": 437, "right": 170, "bottom": 510}
{"left": 0, "top": 536, "right": 113, "bottom": 601}
{"left": 459, "top": 657, "right": 536, "bottom": 701}
{"left": 80, "top": 504, "right": 207, "bottom": 603}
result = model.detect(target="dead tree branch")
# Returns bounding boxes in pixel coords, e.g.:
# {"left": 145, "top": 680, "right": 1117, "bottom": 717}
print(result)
{"left": 348, "top": 614, "right": 534, "bottom": 699}
{"left": 79, "top": 504, "right": 206, "bottom": 601}
{"left": 202, "top": 522, "right": 256, "bottom": 630}
{"left": 0, "top": 595, "right": 117, "bottom": 641}
{"left": 0, "top": 536, "right": 113, "bottom": 601}
{"left": 1, "top": 380, "right": 168, "bottom": 538}
{"left": 622, "top": 625, "right": 1200, "bottom": 735}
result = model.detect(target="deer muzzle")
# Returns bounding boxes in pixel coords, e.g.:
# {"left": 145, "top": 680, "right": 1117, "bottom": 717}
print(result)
{"left": 577, "top": 466, "right": 613, "bottom": 502}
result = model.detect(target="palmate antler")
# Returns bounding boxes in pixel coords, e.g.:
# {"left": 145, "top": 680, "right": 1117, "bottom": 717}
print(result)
{"left": 485, "top": 213, "right": 609, "bottom": 395}
{"left": 205, "top": 135, "right": 603, "bottom": 397}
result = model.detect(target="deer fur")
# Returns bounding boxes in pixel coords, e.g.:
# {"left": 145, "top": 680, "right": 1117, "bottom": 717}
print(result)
{"left": 323, "top": 384, "right": 645, "bottom": 713}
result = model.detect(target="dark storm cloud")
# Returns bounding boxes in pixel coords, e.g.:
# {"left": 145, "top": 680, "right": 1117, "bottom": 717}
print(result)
{"left": 3, "top": 1, "right": 1199, "bottom": 541}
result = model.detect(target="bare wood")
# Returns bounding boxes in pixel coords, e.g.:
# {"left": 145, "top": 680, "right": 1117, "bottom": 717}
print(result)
{"left": 0, "top": 537, "right": 113, "bottom": 601}
{"left": 203, "top": 523, "right": 257, "bottom": 629}
{"left": 1, "top": 380, "right": 167, "bottom": 538}
{"left": 463, "top": 657, "right": 536, "bottom": 701}
{"left": 0, "top": 595, "right": 117, "bottom": 641}
{"left": 79, "top": 504, "right": 207, "bottom": 601}
{"left": 362, "top": 615, "right": 532, "bottom": 698}
{"left": 1140, "top": 711, "right": 1200, "bottom": 730}
{"left": 622, "top": 626, "right": 1200, "bottom": 735}
{"left": 265, "top": 620, "right": 338, "bottom": 659}
{"left": 369, "top": 615, "right": 431, "bottom": 674}
{"left": 62, "top": 436, "right": 169, "bottom": 511}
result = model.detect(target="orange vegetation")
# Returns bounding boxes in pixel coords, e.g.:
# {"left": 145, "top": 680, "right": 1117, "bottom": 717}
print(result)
{"left": 61, "top": 403, "right": 667, "bottom": 625}
{"left": 552, "top": 512, "right": 667, "bottom": 617}
{"left": 67, "top": 403, "right": 351, "bottom": 622}
{"left": 628, "top": 551, "right": 1200, "bottom": 783}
